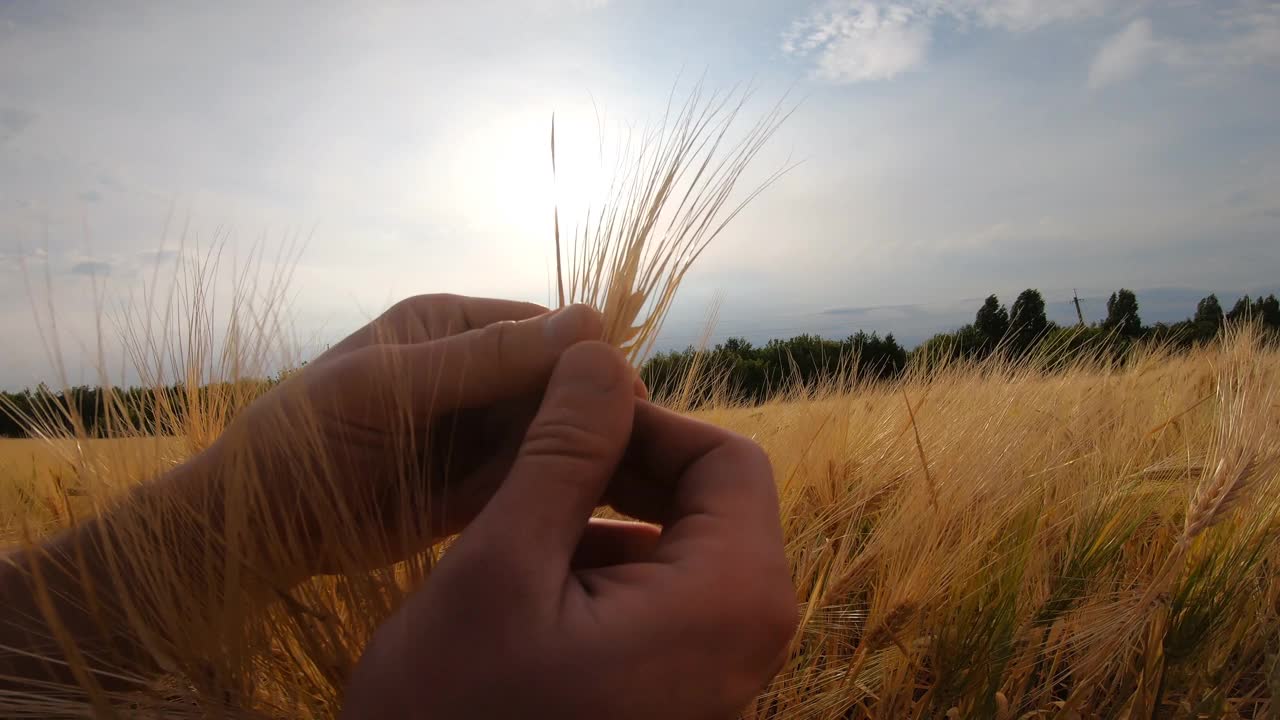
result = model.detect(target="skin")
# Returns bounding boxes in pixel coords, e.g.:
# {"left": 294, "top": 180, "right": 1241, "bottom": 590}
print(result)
{"left": 0, "top": 295, "right": 796, "bottom": 718}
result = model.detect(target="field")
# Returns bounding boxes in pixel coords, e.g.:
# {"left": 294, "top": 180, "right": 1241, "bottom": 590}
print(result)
{"left": 3, "top": 330, "right": 1278, "bottom": 718}
{"left": 2, "top": 92, "right": 1277, "bottom": 719}
{"left": 0, "top": 437, "right": 185, "bottom": 543}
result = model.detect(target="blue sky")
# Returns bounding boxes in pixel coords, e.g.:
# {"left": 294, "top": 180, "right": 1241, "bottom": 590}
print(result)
{"left": 1, "top": 1, "right": 1278, "bottom": 387}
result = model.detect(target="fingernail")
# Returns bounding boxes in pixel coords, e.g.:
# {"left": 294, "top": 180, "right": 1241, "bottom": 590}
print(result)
{"left": 545, "top": 304, "right": 595, "bottom": 348}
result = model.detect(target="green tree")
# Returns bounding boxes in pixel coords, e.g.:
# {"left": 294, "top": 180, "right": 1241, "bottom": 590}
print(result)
{"left": 974, "top": 295, "right": 1009, "bottom": 350}
{"left": 1008, "top": 289, "right": 1049, "bottom": 353}
{"left": 1227, "top": 295, "right": 1251, "bottom": 323}
{"left": 639, "top": 331, "right": 907, "bottom": 407}
{"left": 1254, "top": 294, "right": 1280, "bottom": 328}
{"left": 1194, "top": 294, "right": 1224, "bottom": 327}
{"left": 1103, "top": 289, "right": 1142, "bottom": 337}
{"left": 919, "top": 324, "right": 986, "bottom": 364}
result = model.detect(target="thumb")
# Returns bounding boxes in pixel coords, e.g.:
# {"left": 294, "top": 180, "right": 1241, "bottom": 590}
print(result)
{"left": 463, "top": 341, "right": 635, "bottom": 577}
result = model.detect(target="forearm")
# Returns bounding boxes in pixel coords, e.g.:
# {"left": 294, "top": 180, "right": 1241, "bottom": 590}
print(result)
{"left": 0, "top": 513, "right": 152, "bottom": 692}
{"left": 0, "top": 443, "right": 276, "bottom": 693}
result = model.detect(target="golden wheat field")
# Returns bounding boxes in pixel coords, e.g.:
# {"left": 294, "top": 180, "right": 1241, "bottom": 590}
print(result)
{"left": 2, "top": 91, "right": 1279, "bottom": 719}
{"left": 0, "top": 439, "right": 184, "bottom": 541}
{"left": 2, "top": 329, "right": 1279, "bottom": 718}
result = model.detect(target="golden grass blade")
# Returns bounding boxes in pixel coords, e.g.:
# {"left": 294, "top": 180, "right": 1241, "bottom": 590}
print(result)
{"left": 551, "top": 83, "right": 795, "bottom": 364}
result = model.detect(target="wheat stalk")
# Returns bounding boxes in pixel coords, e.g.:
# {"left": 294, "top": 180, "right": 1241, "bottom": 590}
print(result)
{"left": 552, "top": 83, "right": 794, "bottom": 363}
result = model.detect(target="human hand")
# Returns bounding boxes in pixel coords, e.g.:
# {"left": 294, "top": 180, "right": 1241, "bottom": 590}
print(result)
{"left": 209, "top": 294, "right": 626, "bottom": 579}
{"left": 0, "top": 298, "right": 655, "bottom": 694}
{"left": 340, "top": 341, "right": 797, "bottom": 719}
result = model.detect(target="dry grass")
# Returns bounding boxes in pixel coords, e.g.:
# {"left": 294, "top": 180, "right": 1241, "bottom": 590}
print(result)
{"left": 3, "top": 87, "right": 1280, "bottom": 718}
{"left": 4, "top": 331, "right": 1280, "bottom": 717}
{"left": 0, "top": 438, "right": 184, "bottom": 543}
{"left": 710, "top": 330, "right": 1280, "bottom": 718}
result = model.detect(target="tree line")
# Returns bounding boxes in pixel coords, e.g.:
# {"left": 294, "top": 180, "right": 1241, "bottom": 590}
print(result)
{"left": 641, "top": 289, "right": 1280, "bottom": 406}
{"left": 2, "top": 290, "right": 1278, "bottom": 436}
{"left": 0, "top": 381, "right": 273, "bottom": 439}
{"left": 640, "top": 331, "right": 910, "bottom": 408}
{"left": 918, "top": 289, "right": 1279, "bottom": 362}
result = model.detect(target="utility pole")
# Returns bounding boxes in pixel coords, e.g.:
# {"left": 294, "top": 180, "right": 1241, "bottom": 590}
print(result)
{"left": 1072, "top": 289, "right": 1085, "bottom": 327}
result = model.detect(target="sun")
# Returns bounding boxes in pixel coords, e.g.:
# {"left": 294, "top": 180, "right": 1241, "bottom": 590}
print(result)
{"left": 439, "top": 100, "right": 623, "bottom": 297}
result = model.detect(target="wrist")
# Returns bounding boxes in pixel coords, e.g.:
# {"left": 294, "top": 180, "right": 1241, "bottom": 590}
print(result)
{"left": 180, "top": 431, "right": 319, "bottom": 589}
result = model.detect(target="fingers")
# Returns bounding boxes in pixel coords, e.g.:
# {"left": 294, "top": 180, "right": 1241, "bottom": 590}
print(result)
{"left": 444, "top": 296, "right": 549, "bottom": 332}
{"left": 569, "top": 518, "right": 661, "bottom": 570}
{"left": 320, "top": 295, "right": 549, "bottom": 361}
{"left": 612, "top": 403, "right": 782, "bottom": 545}
{"left": 380, "top": 295, "right": 549, "bottom": 343}
{"left": 378, "top": 304, "right": 604, "bottom": 415}
{"left": 633, "top": 375, "right": 649, "bottom": 401}
{"left": 618, "top": 403, "right": 796, "bottom": 663}
{"left": 463, "top": 341, "right": 635, "bottom": 579}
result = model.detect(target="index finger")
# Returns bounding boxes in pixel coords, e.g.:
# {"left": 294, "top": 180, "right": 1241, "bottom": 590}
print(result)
{"left": 320, "top": 295, "right": 549, "bottom": 362}
{"left": 440, "top": 295, "right": 549, "bottom": 334}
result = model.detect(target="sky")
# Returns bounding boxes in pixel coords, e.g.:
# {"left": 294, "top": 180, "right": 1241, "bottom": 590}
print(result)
{"left": 1, "top": 0, "right": 1278, "bottom": 388}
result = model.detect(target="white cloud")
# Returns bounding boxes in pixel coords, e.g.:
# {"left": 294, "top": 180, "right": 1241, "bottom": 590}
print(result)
{"left": 1088, "top": 3, "right": 1280, "bottom": 90}
{"left": 783, "top": 3, "right": 933, "bottom": 82}
{"left": 1088, "top": 17, "right": 1157, "bottom": 89}
{"left": 789, "top": 1, "right": 1280, "bottom": 88}
{"left": 1191, "top": 1, "right": 1280, "bottom": 70}
{"left": 948, "top": 0, "right": 1115, "bottom": 32}
{"left": 785, "top": 0, "right": 1119, "bottom": 83}
{"left": 784, "top": 3, "right": 931, "bottom": 82}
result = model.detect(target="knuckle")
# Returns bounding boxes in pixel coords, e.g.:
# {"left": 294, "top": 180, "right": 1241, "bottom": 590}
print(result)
{"left": 388, "top": 293, "right": 460, "bottom": 323}
{"left": 718, "top": 435, "right": 778, "bottom": 502}
{"left": 376, "top": 294, "right": 459, "bottom": 343}
{"left": 570, "top": 304, "right": 606, "bottom": 339}
{"left": 393, "top": 292, "right": 459, "bottom": 312}
{"left": 521, "top": 409, "right": 614, "bottom": 466}
{"left": 384, "top": 294, "right": 423, "bottom": 322}
{"left": 479, "top": 318, "right": 513, "bottom": 367}
{"left": 730, "top": 435, "right": 773, "bottom": 473}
